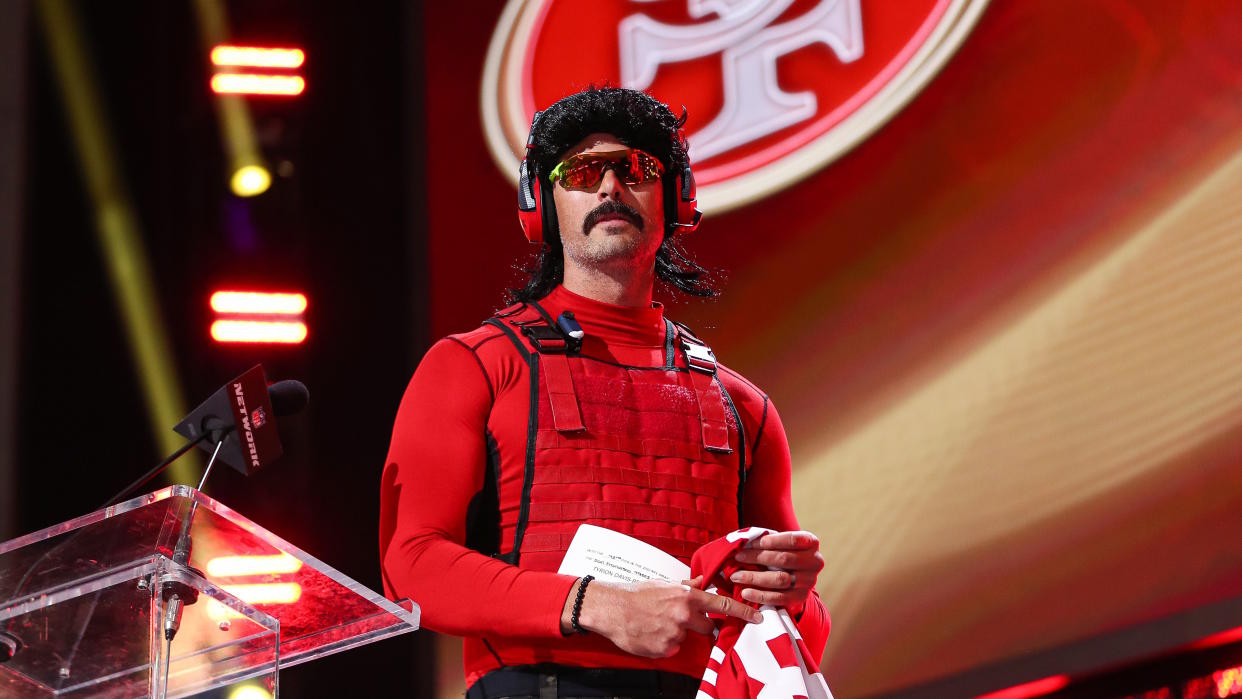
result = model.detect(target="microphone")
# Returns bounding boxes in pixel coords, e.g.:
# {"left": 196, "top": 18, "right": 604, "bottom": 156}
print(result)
{"left": 7, "top": 368, "right": 311, "bottom": 669}
{"left": 200, "top": 380, "right": 309, "bottom": 434}
{"left": 104, "top": 370, "right": 309, "bottom": 508}
{"left": 269, "top": 379, "right": 310, "bottom": 417}
{"left": 156, "top": 371, "right": 310, "bottom": 646}
{"left": 174, "top": 366, "right": 298, "bottom": 477}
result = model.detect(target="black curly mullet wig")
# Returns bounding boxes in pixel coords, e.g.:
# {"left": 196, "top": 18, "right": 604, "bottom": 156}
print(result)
{"left": 508, "top": 86, "right": 721, "bottom": 304}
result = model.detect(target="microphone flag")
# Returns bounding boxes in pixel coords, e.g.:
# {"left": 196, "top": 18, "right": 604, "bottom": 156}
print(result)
{"left": 173, "top": 364, "right": 284, "bottom": 475}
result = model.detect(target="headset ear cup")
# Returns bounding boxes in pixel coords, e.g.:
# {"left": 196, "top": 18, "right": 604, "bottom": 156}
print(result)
{"left": 675, "top": 165, "right": 701, "bottom": 233}
{"left": 540, "top": 177, "right": 559, "bottom": 242}
{"left": 517, "top": 110, "right": 546, "bottom": 243}
{"left": 517, "top": 158, "right": 543, "bottom": 243}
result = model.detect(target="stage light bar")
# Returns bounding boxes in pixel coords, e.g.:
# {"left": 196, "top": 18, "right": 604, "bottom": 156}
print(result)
{"left": 221, "top": 582, "right": 303, "bottom": 605}
{"left": 210, "top": 291, "right": 307, "bottom": 316}
{"left": 211, "top": 320, "right": 307, "bottom": 344}
{"left": 206, "top": 552, "right": 304, "bottom": 577}
{"left": 206, "top": 582, "right": 304, "bottom": 622}
{"left": 211, "top": 45, "right": 305, "bottom": 69}
{"left": 210, "top": 288, "right": 308, "bottom": 345}
{"left": 211, "top": 74, "right": 305, "bottom": 96}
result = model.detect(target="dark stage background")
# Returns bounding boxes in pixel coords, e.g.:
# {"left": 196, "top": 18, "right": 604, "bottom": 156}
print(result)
{"left": 9, "top": 1, "right": 431, "bottom": 696}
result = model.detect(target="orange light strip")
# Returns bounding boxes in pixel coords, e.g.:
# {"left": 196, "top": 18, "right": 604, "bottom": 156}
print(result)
{"left": 211, "top": 74, "right": 305, "bottom": 96}
{"left": 222, "top": 582, "right": 303, "bottom": 605}
{"left": 211, "top": 45, "right": 305, "bottom": 69}
{"left": 211, "top": 320, "right": 308, "bottom": 344}
{"left": 210, "top": 291, "right": 307, "bottom": 316}
{"left": 206, "top": 552, "right": 304, "bottom": 577}
{"left": 206, "top": 583, "right": 304, "bottom": 621}
{"left": 1189, "top": 625, "right": 1242, "bottom": 650}
{"left": 974, "top": 676, "right": 1070, "bottom": 699}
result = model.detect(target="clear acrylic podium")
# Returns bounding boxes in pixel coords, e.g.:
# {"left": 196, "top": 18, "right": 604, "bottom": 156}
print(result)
{"left": 0, "top": 486, "right": 419, "bottom": 698}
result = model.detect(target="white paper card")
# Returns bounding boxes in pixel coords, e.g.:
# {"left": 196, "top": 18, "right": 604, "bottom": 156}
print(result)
{"left": 557, "top": 524, "right": 691, "bottom": 584}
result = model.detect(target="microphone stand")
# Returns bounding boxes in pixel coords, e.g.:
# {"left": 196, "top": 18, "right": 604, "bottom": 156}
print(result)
{"left": 6, "top": 429, "right": 230, "bottom": 694}
{"left": 102, "top": 431, "right": 211, "bottom": 509}
{"left": 156, "top": 432, "right": 227, "bottom": 695}
{"left": 15, "top": 371, "right": 303, "bottom": 687}
{"left": 14, "top": 369, "right": 302, "bottom": 687}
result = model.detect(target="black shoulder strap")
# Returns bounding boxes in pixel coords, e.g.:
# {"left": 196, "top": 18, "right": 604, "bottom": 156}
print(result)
{"left": 479, "top": 309, "right": 541, "bottom": 565}
{"left": 482, "top": 316, "right": 531, "bottom": 360}
{"left": 525, "top": 299, "right": 557, "bottom": 326}
{"left": 671, "top": 320, "right": 748, "bottom": 527}
{"left": 663, "top": 319, "right": 677, "bottom": 369}
{"left": 481, "top": 301, "right": 586, "bottom": 564}
{"left": 493, "top": 301, "right": 528, "bottom": 320}
{"left": 720, "top": 380, "right": 747, "bottom": 528}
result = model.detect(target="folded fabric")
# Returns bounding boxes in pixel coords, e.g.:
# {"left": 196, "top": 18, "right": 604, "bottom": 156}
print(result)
{"left": 691, "top": 527, "right": 833, "bottom": 699}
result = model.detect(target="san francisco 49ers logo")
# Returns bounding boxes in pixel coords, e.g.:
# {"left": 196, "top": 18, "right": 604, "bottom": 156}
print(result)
{"left": 482, "top": 0, "right": 989, "bottom": 212}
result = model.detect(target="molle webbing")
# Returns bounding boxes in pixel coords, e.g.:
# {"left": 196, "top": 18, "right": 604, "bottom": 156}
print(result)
{"left": 487, "top": 302, "right": 744, "bottom": 567}
{"left": 541, "top": 352, "right": 585, "bottom": 432}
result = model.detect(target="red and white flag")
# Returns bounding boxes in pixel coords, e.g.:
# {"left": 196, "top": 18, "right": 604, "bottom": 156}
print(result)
{"left": 692, "top": 528, "right": 833, "bottom": 699}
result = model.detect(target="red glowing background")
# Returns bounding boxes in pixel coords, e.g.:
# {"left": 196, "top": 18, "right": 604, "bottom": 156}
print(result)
{"left": 421, "top": 2, "right": 1242, "bottom": 696}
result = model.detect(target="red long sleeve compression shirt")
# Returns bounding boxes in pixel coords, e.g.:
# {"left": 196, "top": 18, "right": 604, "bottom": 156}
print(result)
{"left": 379, "top": 286, "right": 828, "bottom": 685}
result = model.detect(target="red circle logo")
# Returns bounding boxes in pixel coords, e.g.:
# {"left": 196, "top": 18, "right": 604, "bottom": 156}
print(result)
{"left": 483, "top": 0, "right": 989, "bottom": 211}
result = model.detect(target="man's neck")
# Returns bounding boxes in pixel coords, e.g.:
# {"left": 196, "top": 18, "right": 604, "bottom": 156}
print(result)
{"left": 561, "top": 266, "right": 654, "bottom": 307}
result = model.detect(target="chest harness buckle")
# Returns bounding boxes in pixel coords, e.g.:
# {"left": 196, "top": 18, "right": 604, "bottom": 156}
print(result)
{"left": 675, "top": 324, "right": 733, "bottom": 454}
{"left": 518, "top": 311, "right": 586, "bottom": 432}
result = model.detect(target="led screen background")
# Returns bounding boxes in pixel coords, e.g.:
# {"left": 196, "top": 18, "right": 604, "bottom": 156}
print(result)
{"left": 419, "top": 2, "right": 1242, "bottom": 696}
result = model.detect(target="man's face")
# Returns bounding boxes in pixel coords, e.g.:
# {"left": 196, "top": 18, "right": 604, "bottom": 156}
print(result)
{"left": 550, "top": 133, "right": 665, "bottom": 276}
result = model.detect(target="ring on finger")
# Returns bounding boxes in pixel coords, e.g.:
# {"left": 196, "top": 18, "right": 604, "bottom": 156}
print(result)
{"left": 787, "top": 570, "right": 797, "bottom": 590}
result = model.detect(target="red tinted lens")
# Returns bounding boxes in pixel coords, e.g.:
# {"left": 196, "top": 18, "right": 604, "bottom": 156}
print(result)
{"left": 621, "top": 151, "right": 663, "bottom": 185}
{"left": 552, "top": 150, "right": 663, "bottom": 190}
{"left": 560, "top": 160, "right": 605, "bottom": 189}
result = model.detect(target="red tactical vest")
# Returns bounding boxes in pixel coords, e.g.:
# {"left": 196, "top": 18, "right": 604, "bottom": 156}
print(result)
{"left": 479, "top": 300, "right": 748, "bottom": 571}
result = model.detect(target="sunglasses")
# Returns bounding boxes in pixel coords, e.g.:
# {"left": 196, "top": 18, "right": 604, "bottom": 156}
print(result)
{"left": 548, "top": 149, "right": 665, "bottom": 190}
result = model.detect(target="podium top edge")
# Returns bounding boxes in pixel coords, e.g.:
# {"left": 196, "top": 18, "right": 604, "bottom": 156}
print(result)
{"left": 0, "top": 487, "right": 417, "bottom": 627}
{"left": 0, "top": 486, "right": 186, "bottom": 555}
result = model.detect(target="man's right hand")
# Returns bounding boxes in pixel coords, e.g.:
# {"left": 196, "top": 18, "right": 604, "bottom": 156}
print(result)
{"left": 561, "top": 577, "right": 762, "bottom": 658}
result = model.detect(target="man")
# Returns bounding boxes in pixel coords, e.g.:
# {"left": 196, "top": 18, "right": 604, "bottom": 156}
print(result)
{"left": 380, "top": 87, "right": 828, "bottom": 698}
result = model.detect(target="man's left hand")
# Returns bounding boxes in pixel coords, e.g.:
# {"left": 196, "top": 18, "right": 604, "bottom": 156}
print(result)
{"left": 727, "top": 530, "right": 823, "bottom": 608}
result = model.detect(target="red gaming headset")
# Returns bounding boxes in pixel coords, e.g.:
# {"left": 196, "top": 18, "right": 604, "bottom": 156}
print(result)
{"left": 517, "top": 107, "right": 703, "bottom": 244}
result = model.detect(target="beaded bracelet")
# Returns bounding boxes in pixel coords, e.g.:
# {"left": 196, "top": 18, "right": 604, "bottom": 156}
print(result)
{"left": 571, "top": 575, "right": 594, "bottom": 635}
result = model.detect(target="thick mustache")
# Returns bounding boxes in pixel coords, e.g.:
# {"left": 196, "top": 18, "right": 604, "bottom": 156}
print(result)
{"left": 583, "top": 201, "right": 643, "bottom": 234}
